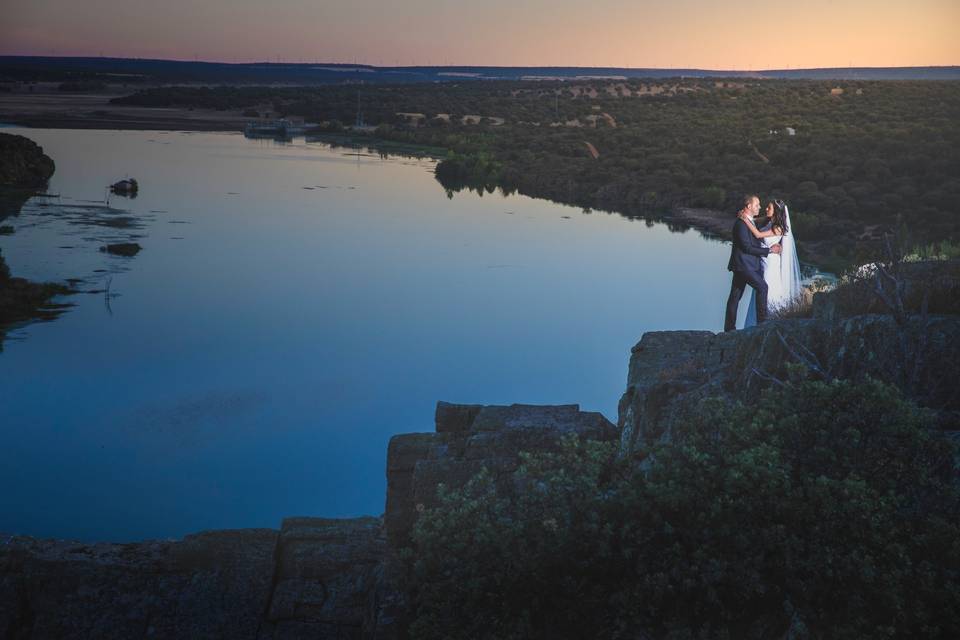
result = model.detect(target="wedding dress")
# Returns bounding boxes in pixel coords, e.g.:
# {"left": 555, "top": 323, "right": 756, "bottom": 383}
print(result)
{"left": 745, "top": 205, "right": 802, "bottom": 327}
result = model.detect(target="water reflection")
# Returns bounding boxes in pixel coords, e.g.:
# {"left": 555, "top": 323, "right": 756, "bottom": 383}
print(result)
{"left": 0, "top": 128, "right": 739, "bottom": 542}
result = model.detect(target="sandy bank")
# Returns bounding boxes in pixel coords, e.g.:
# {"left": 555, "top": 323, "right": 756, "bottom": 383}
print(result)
{"left": 0, "top": 85, "right": 248, "bottom": 131}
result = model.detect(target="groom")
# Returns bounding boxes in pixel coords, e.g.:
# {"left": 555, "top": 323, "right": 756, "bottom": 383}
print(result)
{"left": 724, "top": 194, "right": 781, "bottom": 331}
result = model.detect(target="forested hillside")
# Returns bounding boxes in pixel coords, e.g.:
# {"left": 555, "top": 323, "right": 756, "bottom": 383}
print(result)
{"left": 115, "top": 79, "right": 960, "bottom": 268}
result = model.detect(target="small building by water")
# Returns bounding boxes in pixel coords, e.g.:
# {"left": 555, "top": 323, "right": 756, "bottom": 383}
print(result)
{"left": 244, "top": 118, "right": 306, "bottom": 139}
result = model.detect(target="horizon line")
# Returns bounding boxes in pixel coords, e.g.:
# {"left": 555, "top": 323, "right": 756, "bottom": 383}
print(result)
{"left": 1, "top": 55, "right": 959, "bottom": 74}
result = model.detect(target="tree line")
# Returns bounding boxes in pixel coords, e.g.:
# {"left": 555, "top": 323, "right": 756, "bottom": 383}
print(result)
{"left": 114, "top": 79, "right": 960, "bottom": 270}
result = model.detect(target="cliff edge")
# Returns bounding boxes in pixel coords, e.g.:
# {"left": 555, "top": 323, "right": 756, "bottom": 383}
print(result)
{"left": 2, "top": 260, "right": 958, "bottom": 639}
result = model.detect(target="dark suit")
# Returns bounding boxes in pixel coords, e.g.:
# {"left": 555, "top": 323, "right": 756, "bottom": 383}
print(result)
{"left": 724, "top": 218, "right": 770, "bottom": 331}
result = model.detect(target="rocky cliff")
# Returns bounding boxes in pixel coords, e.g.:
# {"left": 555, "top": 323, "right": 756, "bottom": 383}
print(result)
{"left": 618, "top": 316, "right": 960, "bottom": 457}
{"left": 2, "top": 261, "right": 957, "bottom": 639}
{"left": 0, "top": 403, "right": 615, "bottom": 640}
{"left": 619, "top": 260, "right": 960, "bottom": 459}
{"left": 2, "top": 517, "right": 390, "bottom": 639}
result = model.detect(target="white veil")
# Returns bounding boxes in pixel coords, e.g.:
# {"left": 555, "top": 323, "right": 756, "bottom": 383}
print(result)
{"left": 778, "top": 203, "right": 803, "bottom": 308}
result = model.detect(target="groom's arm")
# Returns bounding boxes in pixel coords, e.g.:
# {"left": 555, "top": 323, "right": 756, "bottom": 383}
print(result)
{"left": 734, "top": 220, "right": 770, "bottom": 257}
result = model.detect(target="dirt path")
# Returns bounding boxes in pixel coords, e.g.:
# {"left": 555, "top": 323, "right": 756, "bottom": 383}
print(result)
{"left": 748, "top": 139, "right": 770, "bottom": 163}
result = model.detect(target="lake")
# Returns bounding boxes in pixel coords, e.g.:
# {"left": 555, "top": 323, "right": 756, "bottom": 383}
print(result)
{"left": 1, "top": 127, "right": 741, "bottom": 542}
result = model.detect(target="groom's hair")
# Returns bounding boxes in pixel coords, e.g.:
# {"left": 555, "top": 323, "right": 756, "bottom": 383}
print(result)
{"left": 742, "top": 193, "right": 759, "bottom": 207}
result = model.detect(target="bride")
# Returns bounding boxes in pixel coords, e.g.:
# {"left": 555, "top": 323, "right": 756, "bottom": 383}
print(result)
{"left": 743, "top": 199, "right": 802, "bottom": 326}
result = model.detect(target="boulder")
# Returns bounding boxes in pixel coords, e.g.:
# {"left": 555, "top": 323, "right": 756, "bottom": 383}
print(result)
{"left": 259, "top": 516, "right": 389, "bottom": 640}
{"left": 109, "top": 178, "right": 139, "bottom": 196}
{"left": 100, "top": 242, "right": 142, "bottom": 257}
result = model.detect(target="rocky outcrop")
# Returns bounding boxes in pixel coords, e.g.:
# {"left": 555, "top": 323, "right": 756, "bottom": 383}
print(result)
{"left": 812, "top": 258, "right": 960, "bottom": 321}
{"left": 0, "top": 133, "right": 55, "bottom": 190}
{"left": 0, "top": 528, "right": 278, "bottom": 639}
{"left": 618, "top": 279, "right": 960, "bottom": 456}
{"left": 261, "top": 517, "right": 391, "bottom": 639}
{"left": 0, "top": 403, "right": 615, "bottom": 639}
{"left": 385, "top": 402, "right": 618, "bottom": 547}
{"left": 0, "top": 517, "right": 395, "bottom": 640}
{"left": 4, "top": 260, "right": 958, "bottom": 637}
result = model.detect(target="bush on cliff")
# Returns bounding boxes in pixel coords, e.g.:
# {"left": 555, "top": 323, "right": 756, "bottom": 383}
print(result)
{"left": 408, "top": 378, "right": 960, "bottom": 639}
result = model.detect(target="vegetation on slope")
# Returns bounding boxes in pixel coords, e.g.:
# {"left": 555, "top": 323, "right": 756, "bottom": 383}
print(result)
{"left": 407, "top": 379, "right": 959, "bottom": 639}
{"left": 115, "top": 80, "right": 960, "bottom": 269}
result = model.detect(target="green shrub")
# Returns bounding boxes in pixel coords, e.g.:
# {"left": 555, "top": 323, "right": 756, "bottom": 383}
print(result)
{"left": 790, "top": 210, "right": 829, "bottom": 240}
{"left": 408, "top": 379, "right": 960, "bottom": 639}
{"left": 701, "top": 185, "right": 726, "bottom": 209}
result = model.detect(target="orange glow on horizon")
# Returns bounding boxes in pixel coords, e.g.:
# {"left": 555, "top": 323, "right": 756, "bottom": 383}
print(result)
{"left": 2, "top": 0, "right": 958, "bottom": 69}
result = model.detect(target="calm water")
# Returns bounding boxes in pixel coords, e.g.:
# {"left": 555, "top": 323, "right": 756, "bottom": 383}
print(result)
{"left": 0, "top": 128, "right": 738, "bottom": 542}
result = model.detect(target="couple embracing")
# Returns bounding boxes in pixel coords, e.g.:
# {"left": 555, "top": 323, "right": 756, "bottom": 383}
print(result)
{"left": 724, "top": 194, "right": 802, "bottom": 331}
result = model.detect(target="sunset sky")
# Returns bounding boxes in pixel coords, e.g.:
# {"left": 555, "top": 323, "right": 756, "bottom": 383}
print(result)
{"left": 2, "top": 0, "right": 958, "bottom": 69}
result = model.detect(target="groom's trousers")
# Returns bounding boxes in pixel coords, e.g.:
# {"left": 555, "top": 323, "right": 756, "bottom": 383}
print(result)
{"left": 725, "top": 269, "right": 768, "bottom": 331}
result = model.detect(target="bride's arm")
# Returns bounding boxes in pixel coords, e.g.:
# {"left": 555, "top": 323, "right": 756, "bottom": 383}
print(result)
{"left": 740, "top": 216, "right": 779, "bottom": 238}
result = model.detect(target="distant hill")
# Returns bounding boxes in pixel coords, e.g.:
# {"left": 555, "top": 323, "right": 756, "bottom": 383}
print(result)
{"left": 1, "top": 56, "right": 958, "bottom": 85}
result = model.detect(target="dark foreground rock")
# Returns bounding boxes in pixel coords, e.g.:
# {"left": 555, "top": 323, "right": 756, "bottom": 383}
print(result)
{"left": 0, "top": 529, "right": 277, "bottom": 639}
{"left": 0, "top": 403, "right": 612, "bottom": 639}
{"left": 0, "top": 517, "right": 395, "bottom": 640}
{"left": 262, "top": 516, "right": 389, "bottom": 639}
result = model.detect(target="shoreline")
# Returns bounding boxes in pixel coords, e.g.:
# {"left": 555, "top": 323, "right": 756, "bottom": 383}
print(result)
{"left": 0, "top": 86, "right": 251, "bottom": 132}
{"left": 3, "top": 120, "right": 843, "bottom": 273}
{"left": 1, "top": 93, "right": 843, "bottom": 274}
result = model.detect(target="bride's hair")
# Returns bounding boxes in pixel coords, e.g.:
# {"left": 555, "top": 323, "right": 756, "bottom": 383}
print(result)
{"left": 768, "top": 199, "right": 790, "bottom": 234}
